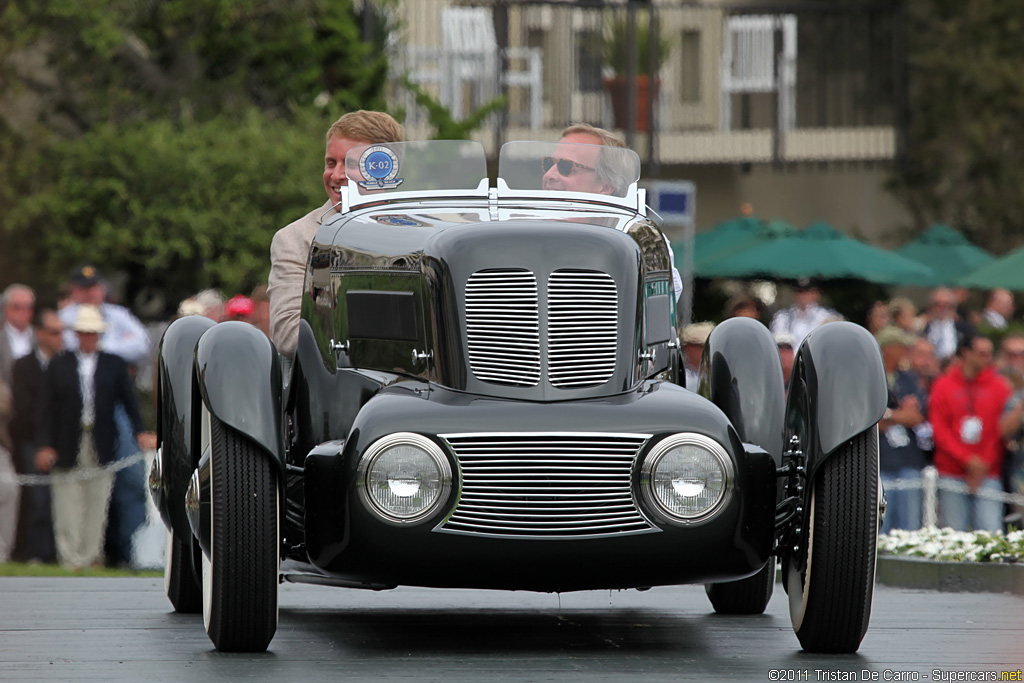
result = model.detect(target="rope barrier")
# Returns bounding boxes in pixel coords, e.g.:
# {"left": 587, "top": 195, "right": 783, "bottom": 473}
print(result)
{"left": 883, "top": 465, "right": 1024, "bottom": 528}
{"left": 0, "top": 451, "right": 150, "bottom": 486}
{"left": 883, "top": 465, "right": 1024, "bottom": 505}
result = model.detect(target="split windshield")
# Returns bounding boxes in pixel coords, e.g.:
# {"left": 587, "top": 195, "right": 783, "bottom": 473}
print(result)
{"left": 343, "top": 139, "right": 642, "bottom": 209}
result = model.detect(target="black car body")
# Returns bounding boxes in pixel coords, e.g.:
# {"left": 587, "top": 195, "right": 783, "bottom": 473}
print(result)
{"left": 152, "top": 141, "right": 887, "bottom": 654}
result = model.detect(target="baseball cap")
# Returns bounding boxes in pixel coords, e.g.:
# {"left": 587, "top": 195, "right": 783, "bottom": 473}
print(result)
{"left": 224, "top": 294, "right": 255, "bottom": 319}
{"left": 70, "top": 264, "right": 103, "bottom": 287}
{"left": 793, "top": 277, "right": 819, "bottom": 292}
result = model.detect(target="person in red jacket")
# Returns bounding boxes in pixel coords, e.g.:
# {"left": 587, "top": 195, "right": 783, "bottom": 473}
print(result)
{"left": 929, "top": 332, "right": 1010, "bottom": 531}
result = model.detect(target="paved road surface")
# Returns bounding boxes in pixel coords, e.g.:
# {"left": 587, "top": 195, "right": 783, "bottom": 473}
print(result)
{"left": 0, "top": 578, "right": 1020, "bottom": 682}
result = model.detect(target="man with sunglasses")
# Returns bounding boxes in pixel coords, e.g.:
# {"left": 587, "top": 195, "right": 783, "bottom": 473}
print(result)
{"left": 268, "top": 110, "right": 404, "bottom": 357}
{"left": 542, "top": 124, "right": 681, "bottom": 301}
{"left": 542, "top": 124, "right": 636, "bottom": 197}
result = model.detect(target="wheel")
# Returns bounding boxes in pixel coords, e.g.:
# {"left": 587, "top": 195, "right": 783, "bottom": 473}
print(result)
{"left": 164, "top": 527, "right": 201, "bottom": 613}
{"left": 785, "top": 427, "right": 879, "bottom": 653}
{"left": 705, "top": 556, "right": 775, "bottom": 615}
{"left": 202, "top": 413, "right": 280, "bottom": 652}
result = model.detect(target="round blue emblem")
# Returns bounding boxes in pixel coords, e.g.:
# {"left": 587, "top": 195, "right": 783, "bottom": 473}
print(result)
{"left": 364, "top": 150, "right": 393, "bottom": 180}
{"left": 357, "top": 145, "right": 403, "bottom": 191}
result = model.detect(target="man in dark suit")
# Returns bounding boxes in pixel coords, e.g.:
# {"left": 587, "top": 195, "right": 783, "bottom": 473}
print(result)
{"left": 34, "top": 305, "right": 156, "bottom": 570}
{"left": 10, "top": 309, "right": 64, "bottom": 563}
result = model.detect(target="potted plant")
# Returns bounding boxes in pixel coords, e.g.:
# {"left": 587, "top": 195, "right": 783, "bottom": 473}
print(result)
{"left": 602, "top": 13, "right": 671, "bottom": 132}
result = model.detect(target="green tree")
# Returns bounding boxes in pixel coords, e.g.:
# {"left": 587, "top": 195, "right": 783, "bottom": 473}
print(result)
{"left": 3, "top": 109, "right": 324, "bottom": 308}
{"left": 0, "top": 0, "right": 393, "bottom": 312}
{"left": 889, "top": 0, "right": 1024, "bottom": 252}
{"left": 0, "top": 0, "right": 389, "bottom": 130}
{"left": 402, "top": 79, "right": 506, "bottom": 140}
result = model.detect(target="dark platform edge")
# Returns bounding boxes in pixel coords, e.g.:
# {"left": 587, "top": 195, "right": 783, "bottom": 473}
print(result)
{"left": 874, "top": 555, "right": 1024, "bottom": 595}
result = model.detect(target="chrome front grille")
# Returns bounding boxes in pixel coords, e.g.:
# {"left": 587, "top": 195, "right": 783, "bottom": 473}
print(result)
{"left": 464, "top": 268, "right": 618, "bottom": 389}
{"left": 548, "top": 270, "right": 618, "bottom": 388}
{"left": 465, "top": 270, "right": 541, "bottom": 386}
{"left": 438, "top": 433, "right": 654, "bottom": 537}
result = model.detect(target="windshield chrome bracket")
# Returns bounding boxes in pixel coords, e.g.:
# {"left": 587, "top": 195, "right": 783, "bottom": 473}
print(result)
{"left": 488, "top": 187, "right": 499, "bottom": 221}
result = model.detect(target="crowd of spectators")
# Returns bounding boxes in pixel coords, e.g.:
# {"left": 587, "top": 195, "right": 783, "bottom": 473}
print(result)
{"left": 682, "top": 282, "right": 1024, "bottom": 534}
{"left": 0, "top": 268, "right": 268, "bottom": 570}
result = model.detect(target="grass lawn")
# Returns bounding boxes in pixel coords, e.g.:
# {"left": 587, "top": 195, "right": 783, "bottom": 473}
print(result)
{"left": 0, "top": 562, "right": 162, "bottom": 578}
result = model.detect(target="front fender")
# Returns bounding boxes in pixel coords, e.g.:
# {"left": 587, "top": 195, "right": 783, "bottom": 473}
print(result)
{"left": 195, "top": 321, "right": 284, "bottom": 469}
{"left": 786, "top": 321, "right": 886, "bottom": 477}
{"left": 156, "top": 315, "right": 216, "bottom": 535}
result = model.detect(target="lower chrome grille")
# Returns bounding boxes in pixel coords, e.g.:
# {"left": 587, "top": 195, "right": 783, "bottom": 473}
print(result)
{"left": 438, "top": 432, "right": 654, "bottom": 537}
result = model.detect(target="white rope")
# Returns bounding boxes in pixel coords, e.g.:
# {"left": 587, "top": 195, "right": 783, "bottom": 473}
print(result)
{"left": 0, "top": 451, "right": 149, "bottom": 486}
{"left": 884, "top": 465, "right": 1024, "bottom": 505}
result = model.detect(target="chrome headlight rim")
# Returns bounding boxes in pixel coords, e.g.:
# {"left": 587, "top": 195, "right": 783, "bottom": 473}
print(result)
{"left": 357, "top": 432, "right": 453, "bottom": 525}
{"left": 640, "top": 432, "right": 734, "bottom": 525}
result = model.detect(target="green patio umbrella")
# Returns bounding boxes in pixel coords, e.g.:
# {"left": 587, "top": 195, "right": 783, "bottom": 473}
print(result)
{"left": 671, "top": 216, "right": 762, "bottom": 273}
{"left": 895, "top": 224, "right": 994, "bottom": 286}
{"left": 698, "top": 221, "right": 935, "bottom": 284}
{"left": 693, "top": 218, "right": 797, "bottom": 276}
{"left": 959, "top": 243, "right": 1024, "bottom": 290}
{"left": 673, "top": 216, "right": 798, "bottom": 277}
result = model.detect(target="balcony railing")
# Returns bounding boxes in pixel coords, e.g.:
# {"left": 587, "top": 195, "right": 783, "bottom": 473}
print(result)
{"left": 383, "top": 0, "right": 905, "bottom": 167}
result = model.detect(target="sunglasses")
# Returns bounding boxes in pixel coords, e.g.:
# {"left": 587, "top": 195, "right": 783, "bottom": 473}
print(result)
{"left": 542, "top": 156, "right": 596, "bottom": 177}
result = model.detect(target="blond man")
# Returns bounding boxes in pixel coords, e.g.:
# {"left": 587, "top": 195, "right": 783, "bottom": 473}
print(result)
{"left": 268, "top": 111, "right": 404, "bottom": 356}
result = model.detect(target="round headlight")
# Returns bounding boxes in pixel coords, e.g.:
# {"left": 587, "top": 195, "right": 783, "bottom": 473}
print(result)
{"left": 642, "top": 434, "right": 732, "bottom": 523}
{"left": 358, "top": 433, "right": 452, "bottom": 523}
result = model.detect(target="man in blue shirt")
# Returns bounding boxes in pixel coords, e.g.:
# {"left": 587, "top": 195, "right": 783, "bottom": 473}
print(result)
{"left": 876, "top": 326, "right": 931, "bottom": 533}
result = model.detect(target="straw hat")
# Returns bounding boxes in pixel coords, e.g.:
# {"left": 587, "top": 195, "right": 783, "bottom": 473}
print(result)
{"left": 681, "top": 321, "right": 715, "bottom": 346}
{"left": 72, "top": 304, "right": 107, "bottom": 334}
{"left": 177, "top": 297, "right": 206, "bottom": 317}
{"left": 875, "top": 325, "right": 913, "bottom": 348}
{"left": 774, "top": 332, "right": 797, "bottom": 350}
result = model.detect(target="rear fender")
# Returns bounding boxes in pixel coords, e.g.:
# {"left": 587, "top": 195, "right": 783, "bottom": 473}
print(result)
{"left": 155, "top": 315, "right": 216, "bottom": 537}
{"left": 785, "top": 321, "right": 886, "bottom": 478}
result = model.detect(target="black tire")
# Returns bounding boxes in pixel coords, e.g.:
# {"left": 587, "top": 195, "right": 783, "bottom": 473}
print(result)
{"left": 785, "top": 427, "right": 879, "bottom": 653}
{"left": 164, "top": 527, "right": 201, "bottom": 613}
{"left": 705, "top": 556, "right": 775, "bottom": 615}
{"left": 202, "top": 415, "right": 279, "bottom": 652}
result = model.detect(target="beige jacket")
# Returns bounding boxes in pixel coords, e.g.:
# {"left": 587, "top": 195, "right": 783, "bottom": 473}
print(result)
{"left": 267, "top": 200, "right": 337, "bottom": 356}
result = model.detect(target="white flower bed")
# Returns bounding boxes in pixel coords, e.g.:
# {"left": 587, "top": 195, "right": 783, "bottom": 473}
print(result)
{"left": 878, "top": 528, "right": 1024, "bottom": 563}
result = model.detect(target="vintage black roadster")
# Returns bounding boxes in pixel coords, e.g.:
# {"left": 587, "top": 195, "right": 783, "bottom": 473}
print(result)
{"left": 151, "top": 140, "right": 887, "bottom": 654}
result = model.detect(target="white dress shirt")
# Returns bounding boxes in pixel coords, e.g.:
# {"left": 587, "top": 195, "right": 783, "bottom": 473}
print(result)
{"left": 5, "top": 323, "right": 33, "bottom": 360}
{"left": 770, "top": 303, "right": 841, "bottom": 348}
{"left": 983, "top": 308, "right": 1007, "bottom": 329}
{"left": 76, "top": 350, "right": 98, "bottom": 427}
{"left": 927, "top": 318, "right": 958, "bottom": 360}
